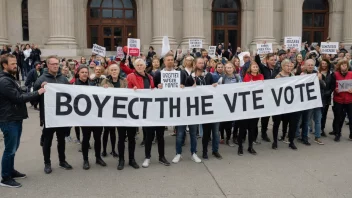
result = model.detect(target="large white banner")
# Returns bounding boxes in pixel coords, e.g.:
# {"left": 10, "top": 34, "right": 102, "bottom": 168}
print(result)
{"left": 44, "top": 75, "right": 322, "bottom": 128}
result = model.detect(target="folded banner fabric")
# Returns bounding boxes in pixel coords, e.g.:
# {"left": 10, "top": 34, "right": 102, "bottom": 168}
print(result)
{"left": 44, "top": 74, "right": 322, "bottom": 128}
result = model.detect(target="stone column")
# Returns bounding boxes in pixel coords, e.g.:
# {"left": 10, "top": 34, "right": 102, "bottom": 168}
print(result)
{"left": 0, "top": 0, "right": 9, "bottom": 45}
{"left": 250, "top": 0, "right": 277, "bottom": 49}
{"left": 150, "top": 0, "right": 177, "bottom": 47}
{"left": 46, "top": 0, "right": 77, "bottom": 48}
{"left": 282, "top": 0, "right": 303, "bottom": 39}
{"left": 74, "top": 0, "right": 87, "bottom": 49}
{"left": 180, "top": 0, "right": 207, "bottom": 49}
{"left": 343, "top": 0, "right": 352, "bottom": 48}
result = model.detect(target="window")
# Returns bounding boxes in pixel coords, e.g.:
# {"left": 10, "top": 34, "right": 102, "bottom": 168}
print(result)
{"left": 87, "top": 0, "right": 137, "bottom": 50}
{"left": 212, "top": 0, "right": 241, "bottom": 49}
{"left": 22, "top": 0, "right": 29, "bottom": 41}
{"left": 302, "top": 0, "right": 329, "bottom": 44}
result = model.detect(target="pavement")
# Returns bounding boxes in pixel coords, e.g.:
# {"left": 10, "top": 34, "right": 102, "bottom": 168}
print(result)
{"left": 1, "top": 106, "right": 352, "bottom": 198}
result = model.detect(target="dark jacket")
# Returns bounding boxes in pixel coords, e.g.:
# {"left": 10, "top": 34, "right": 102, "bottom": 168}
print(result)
{"left": 34, "top": 69, "right": 69, "bottom": 125}
{"left": 0, "top": 72, "right": 40, "bottom": 122}
{"left": 25, "top": 68, "right": 43, "bottom": 87}
{"left": 74, "top": 78, "right": 89, "bottom": 86}
{"left": 254, "top": 55, "right": 279, "bottom": 79}
{"left": 321, "top": 71, "right": 332, "bottom": 105}
{"left": 180, "top": 69, "right": 192, "bottom": 85}
{"left": 185, "top": 71, "right": 214, "bottom": 87}
{"left": 30, "top": 48, "right": 41, "bottom": 63}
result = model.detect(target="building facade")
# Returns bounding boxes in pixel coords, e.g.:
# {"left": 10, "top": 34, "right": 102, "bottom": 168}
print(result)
{"left": 0, "top": 0, "right": 352, "bottom": 57}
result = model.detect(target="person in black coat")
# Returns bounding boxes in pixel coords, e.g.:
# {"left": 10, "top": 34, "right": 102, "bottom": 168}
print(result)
{"left": 12, "top": 46, "right": 23, "bottom": 81}
{"left": 25, "top": 61, "right": 43, "bottom": 109}
{"left": 30, "top": 45, "right": 41, "bottom": 69}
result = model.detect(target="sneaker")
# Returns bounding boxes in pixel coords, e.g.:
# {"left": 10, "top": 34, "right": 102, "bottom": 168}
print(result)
{"left": 11, "top": 170, "right": 27, "bottom": 179}
{"left": 117, "top": 160, "right": 125, "bottom": 170}
{"left": 101, "top": 151, "right": 107, "bottom": 157}
{"left": 0, "top": 178, "right": 21, "bottom": 188}
{"left": 314, "top": 138, "right": 324, "bottom": 145}
{"left": 159, "top": 157, "right": 171, "bottom": 166}
{"left": 253, "top": 140, "right": 261, "bottom": 145}
{"left": 191, "top": 153, "right": 202, "bottom": 163}
{"left": 74, "top": 139, "right": 81, "bottom": 144}
{"left": 142, "top": 159, "right": 150, "bottom": 168}
{"left": 83, "top": 160, "right": 90, "bottom": 170}
{"left": 110, "top": 151, "right": 118, "bottom": 158}
{"left": 140, "top": 140, "right": 145, "bottom": 147}
{"left": 202, "top": 152, "right": 208, "bottom": 159}
{"left": 171, "top": 132, "right": 176, "bottom": 136}
{"left": 334, "top": 136, "right": 341, "bottom": 142}
{"left": 44, "top": 164, "right": 52, "bottom": 174}
{"left": 129, "top": 159, "right": 140, "bottom": 169}
{"left": 282, "top": 138, "right": 290, "bottom": 144}
{"left": 238, "top": 147, "right": 243, "bottom": 156}
{"left": 329, "top": 131, "right": 336, "bottom": 136}
{"left": 278, "top": 136, "right": 285, "bottom": 141}
{"left": 59, "top": 161, "right": 73, "bottom": 170}
{"left": 247, "top": 147, "right": 257, "bottom": 155}
{"left": 226, "top": 140, "right": 235, "bottom": 147}
{"left": 220, "top": 139, "right": 225, "bottom": 144}
{"left": 272, "top": 142, "right": 278, "bottom": 150}
{"left": 212, "top": 152, "right": 222, "bottom": 159}
{"left": 262, "top": 136, "right": 271, "bottom": 142}
{"left": 321, "top": 131, "right": 327, "bottom": 137}
{"left": 172, "top": 154, "right": 182, "bottom": 163}
{"left": 289, "top": 143, "right": 298, "bottom": 150}
{"left": 96, "top": 158, "right": 107, "bottom": 167}
{"left": 302, "top": 140, "right": 311, "bottom": 146}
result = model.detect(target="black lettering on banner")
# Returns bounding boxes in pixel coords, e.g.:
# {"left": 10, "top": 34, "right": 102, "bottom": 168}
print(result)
{"left": 271, "top": 88, "right": 283, "bottom": 106}
{"left": 252, "top": 90, "right": 264, "bottom": 110}
{"left": 306, "top": 82, "right": 317, "bottom": 101}
{"left": 128, "top": 98, "right": 139, "bottom": 119}
{"left": 223, "top": 93, "right": 237, "bottom": 113}
{"left": 169, "top": 97, "right": 181, "bottom": 118}
{"left": 201, "top": 95, "right": 214, "bottom": 115}
{"left": 284, "top": 86, "right": 294, "bottom": 104}
{"left": 186, "top": 97, "right": 199, "bottom": 116}
{"left": 238, "top": 91, "right": 250, "bottom": 111}
{"left": 56, "top": 92, "right": 72, "bottom": 115}
{"left": 73, "top": 94, "right": 91, "bottom": 116}
{"left": 155, "top": 98, "right": 168, "bottom": 118}
{"left": 295, "top": 83, "right": 305, "bottom": 102}
{"left": 93, "top": 95, "right": 111, "bottom": 117}
{"left": 140, "top": 98, "right": 152, "bottom": 119}
{"left": 113, "top": 97, "right": 128, "bottom": 118}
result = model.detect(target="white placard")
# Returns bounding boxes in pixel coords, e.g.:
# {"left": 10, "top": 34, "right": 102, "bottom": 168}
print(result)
{"left": 116, "top": 47, "right": 124, "bottom": 59}
{"left": 161, "top": 36, "right": 170, "bottom": 57}
{"left": 208, "top": 46, "right": 217, "bottom": 58}
{"left": 189, "top": 39, "right": 203, "bottom": 49}
{"left": 92, "top": 44, "right": 106, "bottom": 57}
{"left": 256, "top": 43, "right": 273, "bottom": 55}
{"left": 127, "top": 38, "right": 141, "bottom": 56}
{"left": 320, "top": 42, "right": 339, "bottom": 54}
{"left": 161, "top": 70, "right": 181, "bottom": 89}
{"left": 44, "top": 74, "right": 322, "bottom": 128}
{"left": 337, "top": 80, "right": 352, "bottom": 92}
{"left": 284, "top": 37, "right": 302, "bottom": 51}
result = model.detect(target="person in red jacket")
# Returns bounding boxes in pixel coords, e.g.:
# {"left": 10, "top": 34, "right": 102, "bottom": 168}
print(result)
{"left": 237, "top": 61, "right": 263, "bottom": 156}
{"left": 331, "top": 59, "right": 352, "bottom": 142}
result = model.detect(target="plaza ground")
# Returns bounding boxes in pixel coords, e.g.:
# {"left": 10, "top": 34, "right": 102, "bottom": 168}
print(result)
{"left": 1, "top": 107, "right": 352, "bottom": 198}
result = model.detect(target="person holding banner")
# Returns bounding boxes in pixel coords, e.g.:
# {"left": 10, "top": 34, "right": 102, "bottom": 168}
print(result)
{"left": 271, "top": 59, "right": 299, "bottom": 150}
{"left": 100, "top": 64, "right": 127, "bottom": 158}
{"left": 184, "top": 57, "right": 222, "bottom": 160}
{"left": 211, "top": 62, "right": 224, "bottom": 83}
{"left": 237, "top": 61, "right": 264, "bottom": 156}
{"left": 218, "top": 62, "right": 241, "bottom": 147}
{"left": 330, "top": 59, "right": 352, "bottom": 142}
{"left": 33, "top": 55, "right": 73, "bottom": 174}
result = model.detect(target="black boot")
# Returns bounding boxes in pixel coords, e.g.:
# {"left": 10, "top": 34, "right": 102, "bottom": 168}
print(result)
{"left": 96, "top": 158, "right": 107, "bottom": 167}
{"left": 83, "top": 160, "right": 90, "bottom": 170}
{"left": 117, "top": 160, "right": 125, "bottom": 170}
{"left": 247, "top": 147, "right": 257, "bottom": 155}
{"left": 129, "top": 159, "right": 140, "bottom": 169}
{"left": 272, "top": 142, "right": 278, "bottom": 150}
{"left": 202, "top": 151, "right": 208, "bottom": 159}
{"left": 238, "top": 146, "right": 243, "bottom": 156}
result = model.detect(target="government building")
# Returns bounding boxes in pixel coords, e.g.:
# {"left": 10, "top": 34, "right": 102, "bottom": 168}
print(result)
{"left": 0, "top": 0, "right": 351, "bottom": 56}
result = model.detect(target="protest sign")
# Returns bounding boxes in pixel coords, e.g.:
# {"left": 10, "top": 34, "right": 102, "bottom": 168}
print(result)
{"left": 92, "top": 44, "right": 106, "bottom": 57}
{"left": 284, "top": 37, "right": 301, "bottom": 51}
{"left": 208, "top": 46, "right": 216, "bottom": 58}
{"left": 256, "top": 43, "right": 273, "bottom": 54}
{"left": 44, "top": 75, "right": 322, "bottom": 128}
{"left": 337, "top": 80, "right": 352, "bottom": 92}
{"left": 116, "top": 47, "right": 124, "bottom": 59}
{"left": 320, "top": 42, "right": 339, "bottom": 54}
{"left": 161, "top": 71, "right": 181, "bottom": 89}
{"left": 161, "top": 36, "right": 170, "bottom": 57}
{"left": 127, "top": 38, "right": 140, "bottom": 56}
{"left": 189, "top": 39, "right": 203, "bottom": 49}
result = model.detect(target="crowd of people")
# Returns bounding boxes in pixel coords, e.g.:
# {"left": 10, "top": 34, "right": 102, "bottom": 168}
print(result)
{"left": 0, "top": 42, "right": 352, "bottom": 188}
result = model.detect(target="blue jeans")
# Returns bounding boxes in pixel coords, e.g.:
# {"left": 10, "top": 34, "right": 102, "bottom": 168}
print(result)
{"left": 176, "top": 125, "right": 197, "bottom": 155}
{"left": 0, "top": 121, "right": 23, "bottom": 178}
{"left": 307, "top": 108, "right": 322, "bottom": 138}
{"left": 202, "top": 123, "right": 220, "bottom": 153}
{"left": 301, "top": 109, "right": 313, "bottom": 141}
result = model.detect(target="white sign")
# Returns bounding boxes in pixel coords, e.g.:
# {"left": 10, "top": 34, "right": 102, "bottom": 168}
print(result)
{"left": 284, "top": 37, "right": 302, "bottom": 51}
{"left": 189, "top": 39, "right": 203, "bottom": 49}
{"left": 44, "top": 75, "right": 322, "bottom": 128}
{"left": 256, "top": 43, "right": 273, "bottom": 55}
{"left": 208, "top": 46, "right": 217, "bottom": 58}
{"left": 127, "top": 38, "right": 140, "bottom": 56}
{"left": 337, "top": 80, "right": 352, "bottom": 92}
{"left": 92, "top": 44, "right": 106, "bottom": 57}
{"left": 320, "top": 42, "right": 339, "bottom": 54}
{"left": 161, "top": 70, "right": 181, "bottom": 89}
{"left": 161, "top": 36, "right": 170, "bottom": 57}
{"left": 116, "top": 47, "right": 124, "bottom": 59}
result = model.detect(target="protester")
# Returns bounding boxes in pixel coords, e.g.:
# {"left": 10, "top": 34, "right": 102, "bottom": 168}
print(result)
{"left": 211, "top": 62, "right": 224, "bottom": 83}
{"left": 319, "top": 59, "right": 332, "bottom": 137}
{"left": 23, "top": 44, "right": 32, "bottom": 78}
{"left": 0, "top": 54, "right": 45, "bottom": 188}
{"left": 24, "top": 61, "right": 43, "bottom": 110}
{"left": 34, "top": 55, "right": 73, "bottom": 174}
